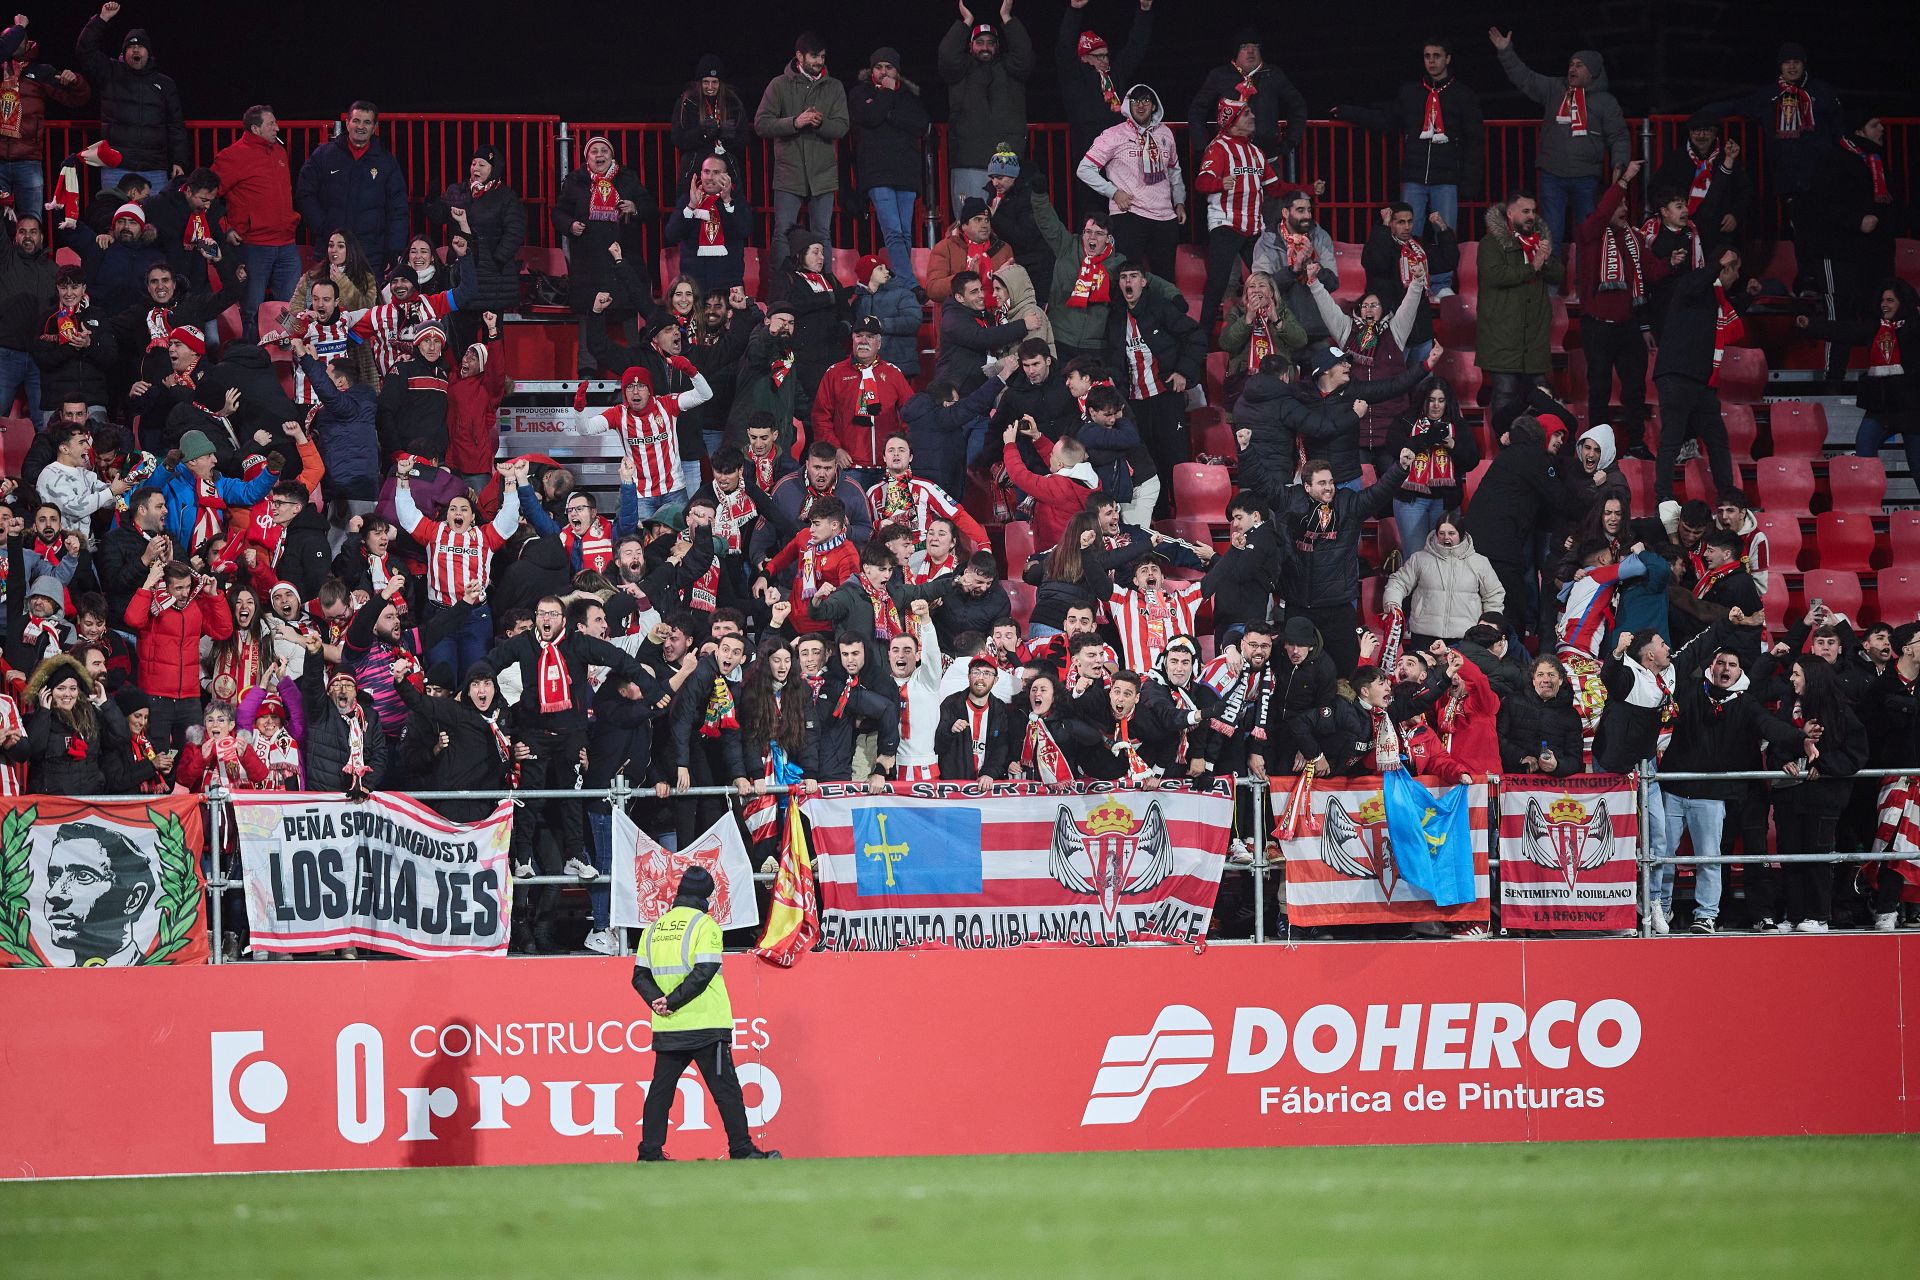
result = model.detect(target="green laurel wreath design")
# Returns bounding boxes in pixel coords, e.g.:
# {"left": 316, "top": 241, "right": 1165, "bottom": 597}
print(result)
{"left": 0, "top": 805, "right": 45, "bottom": 967}
{"left": 141, "top": 808, "right": 201, "bottom": 965}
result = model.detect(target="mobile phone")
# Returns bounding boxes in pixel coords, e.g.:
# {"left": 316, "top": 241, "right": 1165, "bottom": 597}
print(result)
{"left": 1810, "top": 597, "right": 1824, "bottom": 612}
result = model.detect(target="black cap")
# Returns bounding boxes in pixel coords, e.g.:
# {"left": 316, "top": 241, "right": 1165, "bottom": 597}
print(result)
{"left": 1776, "top": 42, "right": 1808, "bottom": 65}
{"left": 765, "top": 300, "right": 797, "bottom": 319}
{"left": 643, "top": 311, "right": 680, "bottom": 342}
{"left": 676, "top": 865, "right": 716, "bottom": 906}
{"left": 425, "top": 661, "right": 456, "bottom": 691}
{"left": 1892, "top": 622, "right": 1920, "bottom": 652}
{"left": 122, "top": 28, "right": 150, "bottom": 50}
{"left": 853, "top": 316, "right": 884, "bottom": 336}
{"left": 958, "top": 196, "right": 990, "bottom": 223}
{"left": 114, "top": 686, "right": 151, "bottom": 719}
{"left": 388, "top": 263, "right": 420, "bottom": 287}
{"left": 1281, "top": 616, "right": 1318, "bottom": 648}
{"left": 1685, "top": 109, "right": 1720, "bottom": 133}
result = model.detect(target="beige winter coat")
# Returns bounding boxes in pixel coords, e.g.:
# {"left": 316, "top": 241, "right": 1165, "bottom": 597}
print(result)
{"left": 1383, "top": 531, "right": 1506, "bottom": 641}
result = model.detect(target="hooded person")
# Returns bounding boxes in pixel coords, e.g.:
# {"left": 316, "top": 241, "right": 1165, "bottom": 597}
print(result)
{"left": 670, "top": 53, "right": 749, "bottom": 189}
{"left": 849, "top": 46, "right": 932, "bottom": 293}
{"left": 397, "top": 660, "right": 513, "bottom": 823}
{"left": 1074, "top": 82, "right": 1184, "bottom": 284}
{"left": 1489, "top": 32, "right": 1630, "bottom": 255}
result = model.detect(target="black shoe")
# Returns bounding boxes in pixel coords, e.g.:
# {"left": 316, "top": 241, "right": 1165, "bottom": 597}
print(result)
{"left": 732, "top": 1147, "right": 783, "bottom": 1160}
{"left": 636, "top": 1148, "right": 673, "bottom": 1162}
{"left": 1625, "top": 445, "right": 1656, "bottom": 462}
{"left": 1689, "top": 917, "right": 1717, "bottom": 935}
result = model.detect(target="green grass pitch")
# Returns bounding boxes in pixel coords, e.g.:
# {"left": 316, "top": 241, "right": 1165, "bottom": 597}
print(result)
{"left": 4, "top": 1137, "right": 1916, "bottom": 1278}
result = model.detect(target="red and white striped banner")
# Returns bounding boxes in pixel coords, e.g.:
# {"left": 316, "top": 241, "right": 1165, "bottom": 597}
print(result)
{"left": 805, "top": 780, "right": 1234, "bottom": 950}
{"left": 1277, "top": 777, "right": 1491, "bottom": 926}
{"left": 1496, "top": 774, "right": 1640, "bottom": 931}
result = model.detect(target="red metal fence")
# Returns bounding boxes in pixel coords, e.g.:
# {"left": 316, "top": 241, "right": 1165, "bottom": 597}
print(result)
{"left": 40, "top": 113, "right": 1918, "bottom": 261}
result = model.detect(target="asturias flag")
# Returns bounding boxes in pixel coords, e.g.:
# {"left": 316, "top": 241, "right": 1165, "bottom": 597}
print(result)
{"left": 1382, "top": 769, "right": 1477, "bottom": 906}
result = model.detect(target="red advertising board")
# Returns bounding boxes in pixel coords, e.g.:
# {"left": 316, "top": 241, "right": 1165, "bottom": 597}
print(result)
{"left": 2, "top": 938, "right": 1915, "bottom": 1178}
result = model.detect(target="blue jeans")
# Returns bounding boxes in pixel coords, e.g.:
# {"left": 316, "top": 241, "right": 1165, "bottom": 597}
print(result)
{"left": 0, "top": 161, "right": 44, "bottom": 230}
{"left": 949, "top": 168, "right": 989, "bottom": 217}
{"left": 867, "top": 187, "right": 919, "bottom": 289}
{"left": 1393, "top": 496, "right": 1446, "bottom": 552}
{"left": 770, "top": 189, "right": 836, "bottom": 275}
{"left": 0, "top": 346, "right": 43, "bottom": 425}
{"left": 99, "top": 166, "right": 170, "bottom": 195}
{"left": 425, "top": 600, "right": 492, "bottom": 681}
{"left": 1658, "top": 792, "right": 1725, "bottom": 921}
{"left": 1536, "top": 173, "right": 1599, "bottom": 273}
{"left": 1400, "top": 182, "right": 1459, "bottom": 291}
{"left": 632, "top": 487, "right": 688, "bottom": 522}
{"left": 1857, "top": 415, "right": 1920, "bottom": 479}
{"left": 585, "top": 808, "right": 613, "bottom": 929}
{"left": 1339, "top": 477, "right": 1365, "bottom": 493}
{"left": 239, "top": 243, "right": 303, "bottom": 340}
{"left": 1027, "top": 622, "right": 1063, "bottom": 641}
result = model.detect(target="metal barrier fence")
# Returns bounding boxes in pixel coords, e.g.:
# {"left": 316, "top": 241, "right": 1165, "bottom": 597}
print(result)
{"left": 58, "top": 762, "right": 1916, "bottom": 962}
{"left": 39, "top": 113, "right": 1919, "bottom": 268}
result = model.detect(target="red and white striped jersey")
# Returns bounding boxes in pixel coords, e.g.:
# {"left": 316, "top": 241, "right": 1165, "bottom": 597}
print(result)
{"left": 1120, "top": 312, "right": 1168, "bottom": 399}
{"left": 866, "top": 473, "right": 987, "bottom": 550}
{"left": 593, "top": 398, "right": 687, "bottom": 499}
{"left": 289, "top": 316, "right": 355, "bottom": 403}
{"left": 0, "top": 692, "right": 22, "bottom": 796}
{"left": 1108, "top": 582, "right": 1204, "bottom": 672}
{"left": 394, "top": 482, "right": 522, "bottom": 606}
{"left": 348, "top": 290, "right": 454, "bottom": 376}
{"left": 1200, "top": 138, "right": 1280, "bottom": 237}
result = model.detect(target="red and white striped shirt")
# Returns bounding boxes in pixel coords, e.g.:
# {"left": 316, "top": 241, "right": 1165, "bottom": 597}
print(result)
{"left": 1199, "top": 138, "right": 1280, "bottom": 237}
{"left": 1108, "top": 582, "right": 1203, "bottom": 672}
{"left": 1120, "top": 312, "right": 1168, "bottom": 399}
{"left": 288, "top": 316, "right": 355, "bottom": 403}
{"left": 395, "top": 482, "right": 522, "bottom": 606}
{"left": 0, "top": 693, "right": 23, "bottom": 796}
{"left": 583, "top": 374, "right": 712, "bottom": 499}
{"left": 866, "top": 473, "right": 988, "bottom": 550}
{"left": 348, "top": 290, "right": 454, "bottom": 376}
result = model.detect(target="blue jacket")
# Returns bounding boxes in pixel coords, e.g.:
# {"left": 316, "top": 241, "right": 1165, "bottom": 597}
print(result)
{"left": 518, "top": 481, "right": 642, "bottom": 573}
{"left": 300, "top": 355, "right": 382, "bottom": 502}
{"left": 295, "top": 137, "right": 411, "bottom": 266}
{"left": 145, "top": 459, "right": 278, "bottom": 552}
{"left": 852, "top": 280, "right": 923, "bottom": 377}
{"left": 1607, "top": 552, "right": 1673, "bottom": 647}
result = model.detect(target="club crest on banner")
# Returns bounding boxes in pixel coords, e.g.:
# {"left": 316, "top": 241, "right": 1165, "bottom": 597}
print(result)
{"left": 1520, "top": 795, "right": 1614, "bottom": 893}
{"left": 1048, "top": 797, "right": 1171, "bottom": 921}
{"left": 632, "top": 837, "right": 739, "bottom": 926}
{"left": 1320, "top": 792, "right": 1399, "bottom": 898}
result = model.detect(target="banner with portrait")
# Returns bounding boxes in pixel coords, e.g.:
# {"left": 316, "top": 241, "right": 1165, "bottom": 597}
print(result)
{"left": 0, "top": 796, "right": 208, "bottom": 967}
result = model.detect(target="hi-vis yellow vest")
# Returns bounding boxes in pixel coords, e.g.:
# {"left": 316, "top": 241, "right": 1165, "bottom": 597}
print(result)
{"left": 639, "top": 906, "right": 731, "bottom": 1032}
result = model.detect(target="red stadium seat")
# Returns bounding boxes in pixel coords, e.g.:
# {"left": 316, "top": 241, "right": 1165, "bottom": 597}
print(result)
{"left": 1462, "top": 460, "right": 1491, "bottom": 502}
{"left": 1005, "top": 580, "right": 1036, "bottom": 633}
{"left": 1721, "top": 403, "right": 1759, "bottom": 459}
{"left": 1560, "top": 348, "right": 1590, "bottom": 406}
{"left": 1165, "top": 518, "right": 1220, "bottom": 554}
{"left": 216, "top": 302, "right": 244, "bottom": 345}
{"left": 257, "top": 300, "right": 291, "bottom": 341}
{"left": 1683, "top": 456, "right": 1718, "bottom": 504}
{"left": 1001, "top": 520, "right": 1035, "bottom": 575}
{"left": 517, "top": 245, "right": 566, "bottom": 277}
{"left": 1203, "top": 350, "right": 1229, "bottom": 404}
{"left": 1890, "top": 511, "right": 1920, "bottom": 565}
{"left": 1753, "top": 458, "right": 1816, "bottom": 511}
{"left": 1549, "top": 295, "right": 1569, "bottom": 352}
{"left": 1761, "top": 573, "right": 1790, "bottom": 629}
{"left": 1812, "top": 511, "right": 1876, "bottom": 572}
{"left": 1875, "top": 569, "right": 1920, "bottom": 626}
{"left": 1798, "top": 570, "right": 1862, "bottom": 622}
{"left": 1454, "top": 240, "right": 1478, "bottom": 293}
{"left": 1188, "top": 404, "right": 1225, "bottom": 433}
{"left": 1751, "top": 512, "right": 1804, "bottom": 574}
{"left": 1192, "top": 418, "right": 1239, "bottom": 462}
{"left": 1761, "top": 239, "right": 1798, "bottom": 287}
{"left": 1173, "top": 463, "right": 1233, "bottom": 523}
{"left": 1175, "top": 243, "right": 1207, "bottom": 296}
{"left": 1614, "top": 457, "right": 1654, "bottom": 514}
{"left": 1825, "top": 456, "right": 1887, "bottom": 513}
{"left": 1714, "top": 347, "right": 1767, "bottom": 405}
{"left": 1767, "top": 401, "right": 1829, "bottom": 457}
{"left": 1434, "top": 294, "right": 1477, "bottom": 349}
{"left": 0, "top": 417, "right": 31, "bottom": 479}
{"left": 1431, "top": 350, "right": 1484, "bottom": 406}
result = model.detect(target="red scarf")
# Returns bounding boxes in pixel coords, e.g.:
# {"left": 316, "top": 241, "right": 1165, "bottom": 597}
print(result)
{"left": 1022, "top": 714, "right": 1073, "bottom": 783}
{"left": 1840, "top": 137, "right": 1890, "bottom": 203}
{"left": 1397, "top": 236, "right": 1428, "bottom": 290}
{"left": 1402, "top": 420, "right": 1458, "bottom": 494}
{"left": 875, "top": 473, "right": 915, "bottom": 527}
{"left": 1597, "top": 223, "right": 1645, "bottom": 302}
{"left": 692, "top": 191, "right": 728, "bottom": 251}
{"left": 190, "top": 475, "right": 226, "bottom": 550}
{"left": 746, "top": 446, "right": 778, "bottom": 489}
{"left": 797, "top": 270, "right": 832, "bottom": 294}
{"left": 962, "top": 238, "right": 999, "bottom": 309}
{"left": 700, "top": 673, "right": 739, "bottom": 737}
{"left": 1685, "top": 141, "right": 1721, "bottom": 215}
{"left": 210, "top": 634, "right": 259, "bottom": 703}
{"left": 1419, "top": 81, "right": 1448, "bottom": 140}
{"left": 1099, "top": 69, "right": 1121, "bottom": 114}
{"left": 1068, "top": 246, "right": 1112, "bottom": 308}
{"left": 1515, "top": 231, "right": 1543, "bottom": 261}
{"left": 1249, "top": 315, "right": 1275, "bottom": 368}
{"left": 1870, "top": 320, "right": 1905, "bottom": 372}
{"left": 468, "top": 176, "right": 500, "bottom": 199}
{"left": 1775, "top": 77, "right": 1814, "bottom": 138}
{"left": 563, "top": 516, "right": 614, "bottom": 573}
{"left": 1694, "top": 557, "right": 1738, "bottom": 600}
{"left": 859, "top": 575, "right": 903, "bottom": 642}
{"left": 1556, "top": 86, "right": 1588, "bottom": 137}
{"left": 587, "top": 164, "right": 620, "bottom": 221}
{"left": 0, "top": 63, "right": 21, "bottom": 141}
{"left": 798, "top": 532, "right": 845, "bottom": 602}
{"left": 1710, "top": 284, "right": 1746, "bottom": 387}
{"left": 712, "top": 482, "right": 756, "bottom": 553}
{"left": 1646, "top": 217, "right": 1703, "bottom": 272}
{"left": 536, "top": 627, "right": 573, "bottom": 713}
{"left": 1279, "top": 227, "right": 1313, "bottom": 271}
{"left": 768, "top": 350, "right": 795, "bottom": 388}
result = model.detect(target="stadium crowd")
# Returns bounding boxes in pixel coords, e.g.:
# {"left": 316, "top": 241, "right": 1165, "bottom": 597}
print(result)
{"left": 0, "top": 3, "right": 1916, "bottom": 956}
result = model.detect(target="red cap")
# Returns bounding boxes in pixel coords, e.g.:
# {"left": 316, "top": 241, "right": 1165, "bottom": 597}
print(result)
{"left": 166, "top": 326, "right": 207, "bottom": 356}
{"left": 1076, "top": 32, "right": 1108, "bottom": 58}
{"left": 971, "top": 23, "right": 996, "bottom": 39}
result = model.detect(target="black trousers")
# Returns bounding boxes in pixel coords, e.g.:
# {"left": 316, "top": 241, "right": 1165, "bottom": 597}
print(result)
{"left": 1776, "top": 806, "right": 1839, "bottom": 925}
{"left": 510, "top": 729, "right": 586, "bottom": 945}
{"left": 1111, "top": 211, "right": 1180, "bottom": 284}
{"left": 639, "top": 1037, "right": 757, "bottom": 1157}
{"left": 145, "top": 694, "right": 202, "bottom": 754}
{"left": 1653, "top": 375, "right": 1737, "bottom": 503}
{"left": 1295, "top": 601, "right": 1361, "bottom": 678}
{"left": 1486, "top": 371, "right": 1545, "bottom": 442}
{"left": 1202, "top": 227, "right": 1255, "bottom": 336}
{"left": 1131, "top": 391, "right": 1187, "bottom": 518}
{"left": 1580, "top": 316, "right": 1648, "bottom": 452}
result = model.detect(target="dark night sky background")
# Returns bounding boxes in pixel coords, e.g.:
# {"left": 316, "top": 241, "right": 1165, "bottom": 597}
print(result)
{"left": 24, "top": 1, "right": 1919, "bottom": 126}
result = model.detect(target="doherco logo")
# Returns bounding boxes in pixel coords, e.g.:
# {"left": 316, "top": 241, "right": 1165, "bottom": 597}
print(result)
{"left": 1048, "top": 798, "right": 1171, "bottom": 922}
{"left": 1518, "top": 796, "right": 1614, "bottom": 891}
{"left": 1081, "top": 1005, "right": 1214, "bottom": 1126}
{"left": 1319, "top": 792, "right": 1399, "bottom": 897}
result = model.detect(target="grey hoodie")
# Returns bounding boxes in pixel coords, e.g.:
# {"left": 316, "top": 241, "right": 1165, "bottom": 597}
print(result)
{"left": 1496, "top": 43, "right": 1629, "bottom": 179}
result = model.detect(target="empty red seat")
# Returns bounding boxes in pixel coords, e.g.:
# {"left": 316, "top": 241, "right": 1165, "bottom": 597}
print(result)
{"left": 1721, "top": 403, "right": 1759, "bottom": 458}
{"left": 1875, "top": 569, "right": 1920, "bottom": 625}
{"left": 1767, "top": 401, "right": 1829, "bottom": 457}
{"left": 516, "top": 245, "right": 567, "bottom": 277}
{"left": 1754, "top": 458, "right": 1816, "bottom": 511}
{"left": 1761, "top": 573, "right": 1791, "bottom": 629}
{"left": 830, "top": 247, "right": 861, "bottom": 284}
{"left": 1005, "top": 580, "right": 1036, "bottom": 633}
{"left": 1463, "top": 460, "right": 1491, "bottom": 502}
{"left": 1798, "top": 569, "right": 1862, "bottom": 622}
{"left": 1001, "top": 520, "right": 1035, "bottom": 574}
{"left": 1454, "top": 240, "right": 1478, "bottom": 293}
{"left": 1614, "top": 457, "right": 1655, "bottom": 513}
{"left": 1813, "top": 511, "right": 1876, "bottom": 571}
{"left": 1434, "top": 294, "right": 1477, "bottom": 349}
{"left": 1890, "top": 511, "right": 1920, "bottom": 565}
{"left": 1173, "top": 462, "right": 1233, "bottom": 523}
{"left": 1164, "top": 517, "right": 1220, "bottom": 554}
{"left": 1175, "top": 243, "right": 1207, "bottom": 296}
{"left": 1715, "top": 347, "right": 1768, "bottom": 405}
{"left": 0, "top": 417, "right": 31, "bottom": 478}
{"left": 1192, "top": 419, "right": 1239, "bottom": 462}
{"left": 1203, "top": 350, "right": 1229, "bottom": 404}
{"left": 1432, "top": 350, "right": 1484, "bottom": 405}
{"left": 1826, "top": 456, "right": 1887, "bottom": 512}
{"left": 1752, "top": 512, "right": 1804, "bottom": 573}
{"left": 1188, "top": 404, "right": 1225, "bottom": 432}
{"left": 1548, "top": 295, "right": 1570, "bottom": 351}
{"left": 1683, "top": 456, "right": 1719, "bottom": 504}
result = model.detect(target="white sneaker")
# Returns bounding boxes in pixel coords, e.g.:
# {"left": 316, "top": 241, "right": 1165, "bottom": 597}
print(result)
{"left": 1451, "top": 924, "right": 1491, "bottom": 940}
{"left": 1793, "top": 920, "right": 1829, "bottom": 934}
{"left": 1432, "top": 285, "right": 1456, "bottom": 300}
{"left": 1772, "top": 919, "right": 1794, "bottom": 934}
{"left": 564, "top": 857, "right": 599, "bottom": 881}
{"left": 1647, "top": 900, "right": 1670, "bottom": 936}
{"left": 1873, "top": 912, "right": 1898, "bottom": 932}
{"left": 582, "top": 928, "right": 621, "bottom": 956}
{"left": 512, "top": 860, "right": 535, "bottom": 879}
{"left": 1228, "top": 838, "right": 1253, "bottom": 865}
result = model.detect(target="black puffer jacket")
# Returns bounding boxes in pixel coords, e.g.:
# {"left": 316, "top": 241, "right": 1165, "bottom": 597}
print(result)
{"left": 1278, "top": 465, "right": 1406, "bottom": 609}
{"left": 0, "top": 228, "right": 55, "bottom": 351}
{"left": 75, "top": 19, "right": 188, "bottom": 172}
{"left": 198, "top": 342, "right": 300, "bottom": 455}
{"left": 32, "top": 300, "right": 118, "bottom": 410}
{"left": 1265, "top": 644, "right": 1341, "bottom": 764}
{"left": 796, "top": 671, "right": 899, "bottom": 782}
{"left": 298, "top": 663, "right": 390, "bottom": 792}
{"left": 988, "top": 172, "right": 1057, "bottom": 299}
{"left": 1335, "top": 76, "right": 1484, "bottom": 190}
{"left": 1496, "top": 682, "right": 1585, "bottom": 774}
{"left": 431, "top": 177, "right": 525, "bottom": 314}
{"left": 1462, "top": 429, "right": 1561, "bottom": 567}
{"left": 398, "top": 672, "right": 511, "bottom": 823}
{"left": 849, "top": 71, "right": 931, "bottom": 193}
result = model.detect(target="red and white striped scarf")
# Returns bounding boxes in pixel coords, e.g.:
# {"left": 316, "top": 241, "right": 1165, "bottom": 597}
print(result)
{"left": 1555, "top": 86, "right": 1589, "bottom": 137}
{"left": 1870, "top": 320, "right": 1905, "bottom": 374}
{"left": 1710, "top": 284, "right": 1746, "bottom": 387}
{"left": 692, "top": 192, "right": 728, "bottom": 253}
{"left": 537, "top": 628, "right": 573, "bottom": 713}
{"left": 1774, "top": 77, "right": 1814, "bottom": 138}
{"left": 1419, "top": 82, "right": 1449, "bottom": 140}
{"left": 1840, "top": 136, "right": 1890, "bottom": 203}
{"left": 1068, "top": 246, "right": 1112, "bottom": 308}
{"left": 1685, "top": 142, "right": 1721, "bottom": 215}
{"left": 1597, "top": 223, "right": 1645, "bottom": 302}
{"left": 1645, "top": 217, "right": 1703, "bottom": 271}
{"left": 586, "top": 164, "right": 621, "bottom": 221}
{"left": 1022, "top": 714, "right": 1074, "bottom": 783}
{"left": 859, "top": 575, "right": 903, "bottom": 642}
{"left": 798, "top": 532, "right": 845, "bottom": 602}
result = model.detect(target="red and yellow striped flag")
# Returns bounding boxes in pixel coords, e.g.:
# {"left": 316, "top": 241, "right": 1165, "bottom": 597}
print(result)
{"left": 753, "top": 800, "right": 818, "bottom": 966}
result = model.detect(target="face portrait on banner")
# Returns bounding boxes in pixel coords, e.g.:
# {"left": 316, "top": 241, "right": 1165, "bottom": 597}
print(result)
{"left": 34, "top": 821, "right": 161, "bottom": 967}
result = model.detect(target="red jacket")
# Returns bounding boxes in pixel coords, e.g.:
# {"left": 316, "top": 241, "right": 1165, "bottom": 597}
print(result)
{"left": 809, "top": 357, "right": 915, "bottom": 468}
{"left": 176, "top": 735, "right": 268, "bottom": 793}
{"left": 0, "top": 56, "right": 90, "bottom": 162}
{"left": 1430, "top": 658, "right": 1502, "bottom": 777}
{"left": 446, "top": 349, "right": 509, "bottom": 474}
{"left": 126, "top": 587, "right": 234, "bottom": 699}
{"left": 765, "top": 531, "right": 859, "bottom": 634}
{"left": 211, "top": 130, "right": 298, "bottom": 245}
{"left": 1000, "top": 440, "right": 1097, "bottom": 553}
